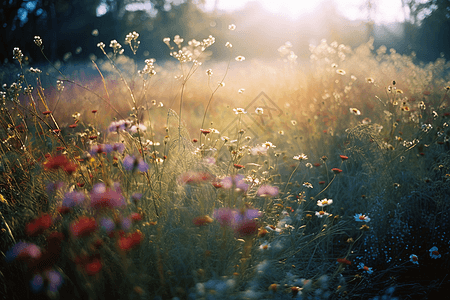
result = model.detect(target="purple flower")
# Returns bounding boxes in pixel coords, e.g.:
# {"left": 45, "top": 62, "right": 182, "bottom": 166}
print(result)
{"left": 234, "top": 209, "right": 262, "bottom": 224}
{"left": 108, "top": 120, "right": 130, "bottom": 132}
{"left": 123, "top": 155, "right": 149, "bottom": 172}
{"left": 257, "top": 185, "right": 279, "bottom": 197}
{"left": 5, "top": 242, "right": 41, "bottom": 263}
{"left": 45, "top": 269, "right": 63, "bottom": 292}
{"left": 214, "top": 207, "right": 262, "bottom": 237}
{"left": 30, "top": 274, "right": 44, "bottom": 293}
{"left": 131, "top": 193, "right": 142, "bottom": 202}
{"left": 62, "top": 191, "right": 85, "bottom": 208}
{"left": 121, "top": 217, "right": 132, "bottom": 231}
{"left": 112, "top": 143, "right": 125, "bottom": 153}
{"left": 89, "top": 144, "right": 113, "bottom": 156}
{"left": 46, "top": 181, "right": 64, "bottom": 194}
{"left": 99, "top": 217, "right": 115, "bottom": 232}
{"left": 221, "top": 175, "right": 249, "bottom": 192}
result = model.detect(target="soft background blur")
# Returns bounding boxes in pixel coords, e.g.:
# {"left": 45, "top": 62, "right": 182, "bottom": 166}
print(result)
{"left": 1, "top": 0, "right": 449, "bottom": 65}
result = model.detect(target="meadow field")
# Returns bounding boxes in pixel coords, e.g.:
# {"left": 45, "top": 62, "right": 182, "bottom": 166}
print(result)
{"left": 1, "top": 27, "right": 450, "bottom": 300}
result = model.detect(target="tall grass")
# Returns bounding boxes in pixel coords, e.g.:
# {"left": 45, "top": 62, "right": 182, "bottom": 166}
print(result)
{"left": 1, "top": 27, "right": 449, "bottom": 300}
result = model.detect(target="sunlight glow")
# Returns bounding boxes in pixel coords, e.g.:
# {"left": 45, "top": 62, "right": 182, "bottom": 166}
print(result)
{"left": 204, "top": 0, "right": 406, "bottom": 23}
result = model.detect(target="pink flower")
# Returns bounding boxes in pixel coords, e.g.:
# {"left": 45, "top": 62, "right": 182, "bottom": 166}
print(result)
{"left": 178, "top": 171, "right": 214, "bottom": 184}
{"left": 213, "top": 208, "right": 236, "bottom": 227}
{"left": 257, "top": 185, "right": 279, "bottom": 197}
{"left": 90, "top": 183, "right": 126, "bottom": 209}
{"left": 221, "top": 175, "right": 249, "bottom": 192}
{"left": 213, "top": 207, "right": 262, "bottom": 237}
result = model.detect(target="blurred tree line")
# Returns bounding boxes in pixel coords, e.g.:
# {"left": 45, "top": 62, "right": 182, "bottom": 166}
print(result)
{"left": 0, "top": 0, "right": 449, "bottom": 65}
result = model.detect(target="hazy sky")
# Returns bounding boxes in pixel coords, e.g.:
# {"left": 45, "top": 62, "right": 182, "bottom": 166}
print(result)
{"left": 203, "top": 0, "right": 406, "bottom": 23}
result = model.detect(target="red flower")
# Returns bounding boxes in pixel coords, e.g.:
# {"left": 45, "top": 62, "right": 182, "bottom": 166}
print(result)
{"left": 44, "top": 155, "right": 70, "bottom": 171}
{"left": 337, "top": 258, "right": 352, "bottom": 265}
{"left": 53, "top": 129, "right": 61, "bottom": 133}
{"left": 332, "top": 168, "right": 342, "bottom": 174}
{"left": 85, "top": 258, "right": 102, "bottom": 275}
{"left": 118, "top": 230, "right": 144, "bottom": 251}
{"left": 212, "top": 181, "right": 223, "bottom": 188}
{"left": 43, "top": 155, "right": 77, "bottom": 174}
{"left": 319, "top": 181, "right": 326, "bottom": 184}
{"left": 70, "top": 217, "right": 97, "bottom": 237}
{"left": 25, "top": 214, "right": 52, "bottom": 237}
{"left": 193, "top": 215, "right": 213, "bottom": 227}
{"left": 233, "top": 164, "right": 245, "bottom": 169}
{"left": 130, "top": 212, "right": 142, "bottom": 223}
{"left": 57, "top": 206, "right": 71, "bottom": 215}
{"left": 200, "top": 129, "right": 211, "bottom": 135}
{"left": 91, "top": 110, "right": 98, "bottom": 114}
{"left": 339, "top": 155, "right": 348, "bottom": 160}
{"left": 43, "top": 110, "right": 52, "bottom": 115}
{"left": 235, "top": 219, "right": 259, "bottom": 237}
{"left": 291, "top": 286, "right": 301, "bottom": 296}
{"left": 69, "top": 124, "right": 78, "bottom": 128}
{"left": 63, "top": 162, "right": 78, "bottom": 175}
{"left": 313, "top": 163, "right": 321, "bottom": 167}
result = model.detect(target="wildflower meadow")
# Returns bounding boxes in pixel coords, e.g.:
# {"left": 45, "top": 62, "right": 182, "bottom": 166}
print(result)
{"left": 1, "top": 23, "right": 450, "bottom": 300}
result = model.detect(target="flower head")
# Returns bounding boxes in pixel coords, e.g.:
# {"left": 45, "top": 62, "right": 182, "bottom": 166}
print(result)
{"left": 123, "top": 155, "right": 149, "bottom": 172}
{"left": 350, "top": 108, "right": 361, "bottom": 115}
{"left": 337, "top": 258, "right": 351, "bottom": 265}
{"left": 315, "top": 211, "right": 330, "bottom": 218}
{"left": 332, "top": 168, "right": 342, "bottom": 174}
{"left": 193, "top": 215, "right": 214, "bottom": 226}
{"left": 62, "top": 191, "right": 85, "bottom": 209}
{"left": 317, "top": 198, "right": 333, "bottom": 207}
{"left": 213, "top": 208, "right": 236, "bottom": 227}
{"left": 354, "top": 213, "right": 370, "bottom": 222}
{"left": 429, "top": 246, "right": 441, "bottom": 259}
{"left": 233, "top": 108, "right": 247, "bottom": 114}
{"left": 303, "top": 182, "right": 313, "bottom": 189}
{"left": 221, "top": 175, "right": 249, "bottom": 192}
{"left": 257, "top": 185, "right": 279, "bottom": 197}
{"left": 293, "top": 154, "right": 308, "bottom": 161}
{"left": 89, "top": 144, "right": 113, "bottom": 156}
{"left": 410, "top": 254, "right": 419, "bottom": 264}
{"left": 70, "top": 217, "right": 97, "bottom": 237}
{"left": 5, "top": 242, "right": 41, "bottom": 263}
{"left": 90, "top": 183, "right": 126, "bottom": 209}
{"left": 358, "top": 263, "right": 373, "bottom": 274}
{"left": 25, "top": 214, "right": 53, "bottom": 237}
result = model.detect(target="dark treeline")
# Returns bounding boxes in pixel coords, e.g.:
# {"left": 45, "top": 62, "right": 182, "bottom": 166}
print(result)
{"left": 1, "top": 0, "right": 449, "bottom": 65}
